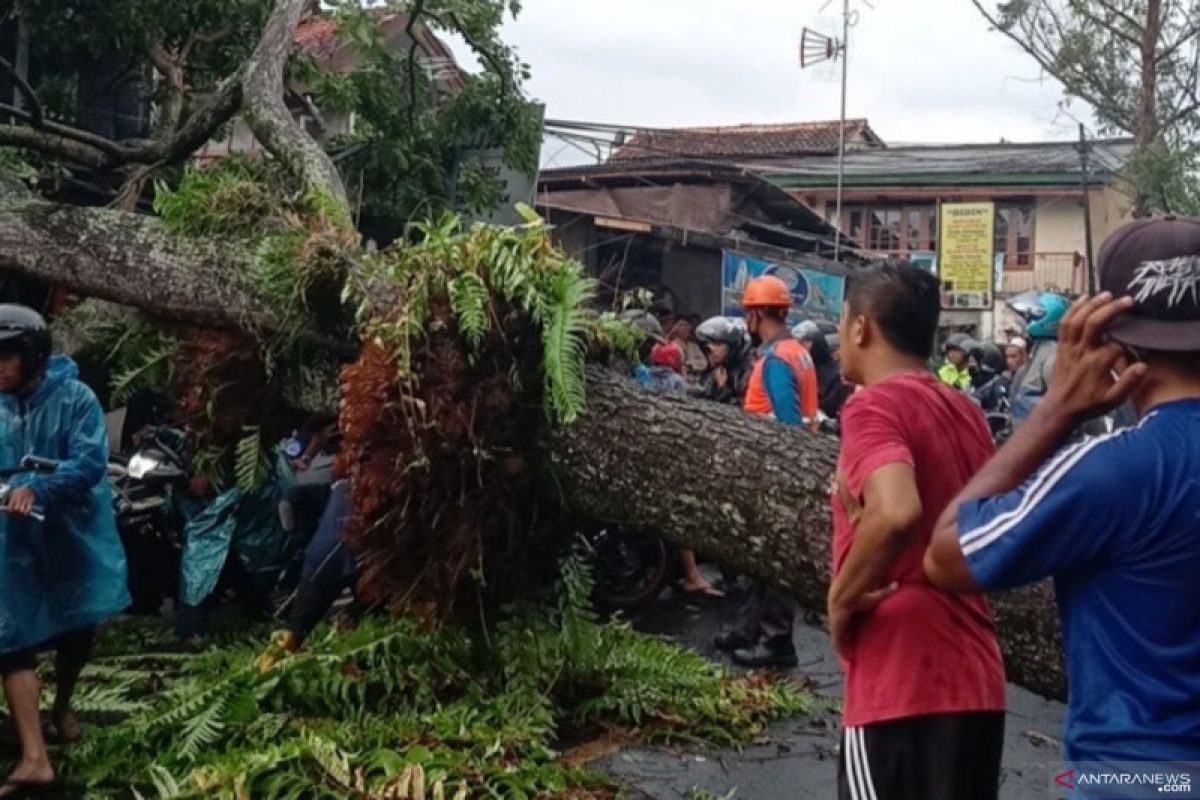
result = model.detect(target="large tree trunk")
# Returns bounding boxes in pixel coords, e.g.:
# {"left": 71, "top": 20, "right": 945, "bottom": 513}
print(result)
{"left": 546, "top": 369, "right": 1066, "bottom": 700}
{"left": 0, "top": 200, "right": 270, "bottom": 330}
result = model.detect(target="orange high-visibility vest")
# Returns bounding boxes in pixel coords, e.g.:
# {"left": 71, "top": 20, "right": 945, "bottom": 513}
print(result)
{"left": 742, "top": 337, "right": 819, "bottom": 429}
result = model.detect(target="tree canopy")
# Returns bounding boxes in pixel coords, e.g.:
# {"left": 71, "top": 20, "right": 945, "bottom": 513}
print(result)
{"left": 972, "top": 0, "right": 1200, "bottom": 213}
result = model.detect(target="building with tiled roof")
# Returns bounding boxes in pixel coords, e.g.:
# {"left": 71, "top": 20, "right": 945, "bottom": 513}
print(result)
{"left": 610, "top": 119, "right": 883, "bottom": 162}
{"left": 199, "top": 11, "right": 464, "bottom": 162}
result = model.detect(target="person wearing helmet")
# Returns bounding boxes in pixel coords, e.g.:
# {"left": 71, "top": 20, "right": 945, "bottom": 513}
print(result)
{"left": 693, "top": 316, "right": 752, "bottom": 405}
{"left": 1006, "top": 291, "right": 1070, "bottom": 423}
{"left": 967, "top": 342, "right": 1010, "bottom": 413}
{"left": 0, "top": 305, "right": 129, "bottom": 793}
{"left": 713, "top": 275, "right": 819, "bottom": 669}
{"left": 794, "top": 321, "right": 852, "bottom": 420}
{"left": 937, "top": 332, "right": 975, "bottom": 390}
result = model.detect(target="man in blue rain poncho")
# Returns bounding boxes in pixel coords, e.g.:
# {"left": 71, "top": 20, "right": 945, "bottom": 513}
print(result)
{"left": 0, "top": 305, "right": 129, "bottom": 797}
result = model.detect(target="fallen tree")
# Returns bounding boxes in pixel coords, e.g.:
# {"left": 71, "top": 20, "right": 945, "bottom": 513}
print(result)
{"left": 0, "top": 0, "right": 1066, "bottom": 700}
{"left": 547, "top": 370, "right": 1065, "bottom": 699}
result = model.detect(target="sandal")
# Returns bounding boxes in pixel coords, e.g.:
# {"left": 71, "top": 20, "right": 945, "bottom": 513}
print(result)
{"left": 681, "top": 583, "right": 726, "bottom": 599}
{"left": 0, "top": 779, "right": 61, "bottom": 799}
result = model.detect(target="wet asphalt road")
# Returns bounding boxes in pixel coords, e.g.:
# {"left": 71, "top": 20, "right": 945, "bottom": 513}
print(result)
{"left": 601, "top": 581, "right": 1068, "bottom": 800}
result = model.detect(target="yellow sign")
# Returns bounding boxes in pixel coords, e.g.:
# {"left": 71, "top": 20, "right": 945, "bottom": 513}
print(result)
{"left": 938, "top": 202, "right": 995, "bottom": 309}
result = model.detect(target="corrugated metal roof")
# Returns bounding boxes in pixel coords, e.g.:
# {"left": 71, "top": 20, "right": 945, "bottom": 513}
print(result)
{"left": 611, "top": 119, "right": 883, "bottom": 162}
{"left": 752, "top": 139, "right": 1136, "bottom": 186}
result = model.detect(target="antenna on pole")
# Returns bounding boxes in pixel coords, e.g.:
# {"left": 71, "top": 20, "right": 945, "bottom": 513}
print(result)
{"left": 800, "top": 0, "right": 871, "bottom": 263}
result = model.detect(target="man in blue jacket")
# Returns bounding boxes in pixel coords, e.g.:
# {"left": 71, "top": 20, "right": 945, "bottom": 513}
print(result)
{"left": 0, "top": 305, "right": 129, "bottom": 796}
{"left": 926, "top": 218, "right": 1200, "bottom": 784}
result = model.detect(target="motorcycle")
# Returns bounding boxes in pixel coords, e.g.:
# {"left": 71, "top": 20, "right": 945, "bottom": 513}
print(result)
{"left": 575, "top": 524, "right": 678, "bottom": 613}
{"left": 108, "top": 426, "right": 191, "bottom": 613}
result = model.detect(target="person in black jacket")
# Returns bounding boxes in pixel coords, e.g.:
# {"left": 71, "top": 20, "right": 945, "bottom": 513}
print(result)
{"left": 693, "top": 316, "right": 752, "bottom": 405}
{"left": 794, "top": 321, "right": 852, "bottom": 420}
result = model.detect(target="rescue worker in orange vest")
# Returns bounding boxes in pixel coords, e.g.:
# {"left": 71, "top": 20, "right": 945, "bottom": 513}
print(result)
{"left": 715, "top": 275, "right": 819, "bottom": 668}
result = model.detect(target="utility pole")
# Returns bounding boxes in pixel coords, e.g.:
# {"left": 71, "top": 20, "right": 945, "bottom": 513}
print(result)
{"left": 833, "top": 0, "right": 850, "bottom": 264}
{"left": 1076, "top": 123, "right": 1096, "bottom": 295}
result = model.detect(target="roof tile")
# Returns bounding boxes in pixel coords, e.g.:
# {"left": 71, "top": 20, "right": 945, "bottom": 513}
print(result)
{"left": 611, "top": 119, "right": 882, "bottom": 162}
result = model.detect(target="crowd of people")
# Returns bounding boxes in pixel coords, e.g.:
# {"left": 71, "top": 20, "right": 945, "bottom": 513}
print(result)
{"left": 0, "top": 216, "right": 1197, "bottom": 797}
{"left": 627, "top": 216, "right": 1200, "bottom": 799}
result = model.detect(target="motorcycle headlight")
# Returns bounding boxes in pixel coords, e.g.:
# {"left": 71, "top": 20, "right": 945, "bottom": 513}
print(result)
{"left": 127, "top": 453, "right": 162, "bottom": 480}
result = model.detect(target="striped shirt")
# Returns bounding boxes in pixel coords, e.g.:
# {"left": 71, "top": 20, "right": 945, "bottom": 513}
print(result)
{"left": 958, "top": 399, "right": 1200, "bottom": 765}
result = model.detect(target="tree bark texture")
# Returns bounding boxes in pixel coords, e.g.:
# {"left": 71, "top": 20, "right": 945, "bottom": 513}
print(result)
{"left": 546, "top": 368, "right": 1066, "bottom": 699}
{"left": 0, "top": 201, "right": 279, "bottom": 332}
{"left": 241, "top": 0, "right": 348, "bottom": 207}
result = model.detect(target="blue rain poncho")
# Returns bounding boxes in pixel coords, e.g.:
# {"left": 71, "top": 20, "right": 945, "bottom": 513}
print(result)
{"left": 0, "top": 355, "right": 130, "bottom": 654}
{"left": 177, "top": 450, "right": 295, "bottom": 607}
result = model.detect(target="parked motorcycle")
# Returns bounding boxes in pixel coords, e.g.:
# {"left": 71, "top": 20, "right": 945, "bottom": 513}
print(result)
{"left": 109, "top": 426, "right": 191, "bottom": 613}
{"left": 575, "top": 524, "right": 677, "bottom": 613}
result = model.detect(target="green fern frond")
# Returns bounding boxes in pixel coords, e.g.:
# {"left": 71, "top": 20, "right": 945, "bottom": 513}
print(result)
{"left": 177, "top": 693, "right": 227, "bottom": 761}
{"left": 234, "top": 428, "right": 273, "bottom": 493}
{"left": 110, "top": 345, "right": 175, "bottom": 406}
{"left": 539, "top": 272, "right": 594, "bottom": 423}
{"left": 447, "top": 270, "right": 490, "bottom": 351}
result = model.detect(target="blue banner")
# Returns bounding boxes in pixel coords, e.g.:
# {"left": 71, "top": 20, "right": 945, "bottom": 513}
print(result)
{"left": 721, "top": 250, "right": 845, "bottom": 324}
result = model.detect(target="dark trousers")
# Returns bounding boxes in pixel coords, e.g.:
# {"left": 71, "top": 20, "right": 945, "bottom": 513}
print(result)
{"left": 286, "top": 481, "right": 356, "bottom": 645}
{"left": 733, "top": 579, "right": 795, "bottom": 643}
{"left": 0, "top": 626, "right": 96, "bottom": 676}
{"left": 838, "top": 712, "right": 1005, "bottom": 800}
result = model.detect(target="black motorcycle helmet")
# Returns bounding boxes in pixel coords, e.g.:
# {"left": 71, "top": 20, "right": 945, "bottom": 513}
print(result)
{"left": 695, "top": 316, "right": 750, "bottom": 362}
{"left": 970, "top": 342, "right": 1005, "bottom": 376}
{"left": 0, "top": 304, "right": 52, "bottom": 392}
{"left": 943, "top": 332, "right": 978, "bottom": 356}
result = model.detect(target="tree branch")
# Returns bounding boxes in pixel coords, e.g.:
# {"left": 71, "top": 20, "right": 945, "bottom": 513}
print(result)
{"left": 405, "top": 0, "right": 428, "bottom": 127}
{"left": 1157, "top": 19, "right": 1200, "bottom": 64}
{"left": 241, "top": 0, "right": 348, "bottom": 209}
{"left": 181, "top": 24, "right": 237, "bottom": 62}
{"left": 969, "top": 0, "right": 1135, "bottom": 131}
{"left": 0, "top": 121, "right": 109, "bottom": 169}
{"left": 0, "top": 55, "right": 42, "bottom": 126}
{"left": 149, "top": 43, "right": 187, "bottom": 139}
{"left": 447, "top": 12, "right": 510, "bottom": 96}
{"left": 1092, "top": 0, "right": 1148, "bottom": 38}
{"left": 0, "top": 200, "right": 273, "bottom": 331}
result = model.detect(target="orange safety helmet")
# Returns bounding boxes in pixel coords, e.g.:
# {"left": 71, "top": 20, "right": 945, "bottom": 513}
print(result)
{"left": 741, "top": 275, "right": 793, "bottom": 309}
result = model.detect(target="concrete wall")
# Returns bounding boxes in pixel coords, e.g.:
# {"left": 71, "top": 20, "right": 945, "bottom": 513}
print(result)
{"left": 1090, "top": 185, "right": 1135, "bottom": 250}
{"left": 1034, "top": 187, "right": 1133, "bottom": 260}
{"left": 661, "top": 246, "right": 722, "bottom": 319}
{"left": 1034, "top": 196, "right": 1086, "bottom": 255}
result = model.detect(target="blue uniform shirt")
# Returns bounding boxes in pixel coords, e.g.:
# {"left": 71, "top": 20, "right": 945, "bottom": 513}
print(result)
{"left": 957, "top": 399, "right": 1200, "bottom": 764}
{"left": 761, "top": 353, "right": 802, "bottom": 426}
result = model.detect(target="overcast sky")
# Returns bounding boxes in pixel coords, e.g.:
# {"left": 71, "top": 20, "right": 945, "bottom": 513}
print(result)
{"left": 445, "top": 0, "right": 1101, "bottom": 168}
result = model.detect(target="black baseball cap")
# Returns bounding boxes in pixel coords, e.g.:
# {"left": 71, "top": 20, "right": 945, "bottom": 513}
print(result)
{"left": 1100, "top": 215, "right": 1200, "bottom": 352}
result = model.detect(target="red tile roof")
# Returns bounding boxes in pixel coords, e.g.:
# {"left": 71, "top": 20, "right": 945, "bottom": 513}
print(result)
{"left": 294, "top": 12, "right": 462, "bottom": 85}
{"left": 611, "top": 119, "right": 883, "bottom": 162}
{"left": 295, "top": 17, "right": 341, "bottom": 61}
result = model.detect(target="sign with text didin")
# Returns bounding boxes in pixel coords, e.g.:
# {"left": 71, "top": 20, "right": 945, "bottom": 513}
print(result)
{"left": 938, "top": 202, "right": 995, "bottom": 310}
{"left": 721, "top": 250, "right": 845, "bottom": 324}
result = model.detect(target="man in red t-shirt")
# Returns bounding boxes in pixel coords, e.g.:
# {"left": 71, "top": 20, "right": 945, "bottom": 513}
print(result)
{"left": 829, "top": 263, "right": 1006, "bottom": 800}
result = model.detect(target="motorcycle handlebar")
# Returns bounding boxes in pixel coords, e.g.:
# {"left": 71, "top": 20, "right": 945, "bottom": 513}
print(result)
{"left": 20, "top": 455, "right": 58, "bottom": 474}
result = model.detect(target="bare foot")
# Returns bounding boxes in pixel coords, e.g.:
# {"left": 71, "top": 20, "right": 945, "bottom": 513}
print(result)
{"left": 52, "top": 706, "right": 81, "bottom": 743}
